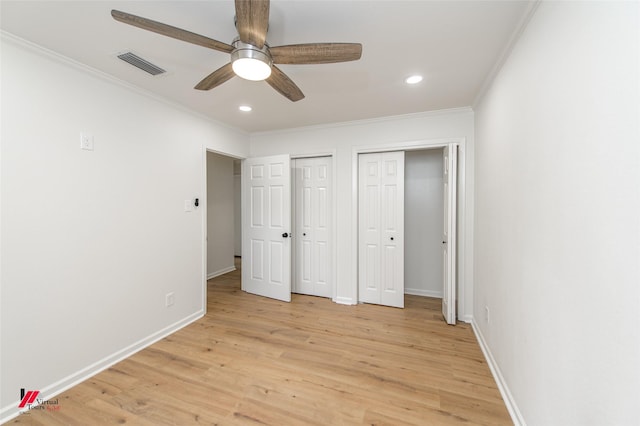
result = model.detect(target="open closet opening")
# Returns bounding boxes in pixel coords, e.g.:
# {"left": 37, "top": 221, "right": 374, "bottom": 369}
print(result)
{"left": 404, "top": 150, "right": 444, "bottom": 299}
{"left": 357, "top": 144, "right": 457, "bottom": 323}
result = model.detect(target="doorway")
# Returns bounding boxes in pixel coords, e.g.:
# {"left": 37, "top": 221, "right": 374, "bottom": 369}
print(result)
{"left": 206, "top": 151, "right": 242, "bottom": 280}
{"left": 404, "top": 150, "right": 444, "bottom": 299}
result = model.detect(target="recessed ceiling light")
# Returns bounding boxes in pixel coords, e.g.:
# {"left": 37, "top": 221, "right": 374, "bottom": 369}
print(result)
{"left": 239, "top": 105, "right": 252, "bottom": 112}
{"left": 405, "top": 75, "right": 423, "bottom": 85}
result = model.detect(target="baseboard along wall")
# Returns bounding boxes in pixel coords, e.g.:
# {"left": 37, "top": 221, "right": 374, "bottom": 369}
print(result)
{"left": 471, "top": 319, "right": 526, "bottom": 426}
{"left": 0, "top": 311, "right": 204, "bottom": 424}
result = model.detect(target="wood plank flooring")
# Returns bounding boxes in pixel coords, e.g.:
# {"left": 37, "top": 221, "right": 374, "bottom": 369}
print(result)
{"left": 11, "top": 260, "right": 511, "bottom": 425}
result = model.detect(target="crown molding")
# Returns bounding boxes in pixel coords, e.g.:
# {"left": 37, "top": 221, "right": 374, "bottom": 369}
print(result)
{"left": 0, "top": 30, "right": 249, "bottom": 137}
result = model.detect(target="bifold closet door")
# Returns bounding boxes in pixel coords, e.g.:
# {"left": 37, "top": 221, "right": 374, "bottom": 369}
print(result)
{"left": 292, "top": 157, "right": 332, "bottom": 298}
{"left": 442, "top": 145, "right": 457, "bottom": 324}
{"left": 358, "top": 152, "right": 405, "bottom": 308}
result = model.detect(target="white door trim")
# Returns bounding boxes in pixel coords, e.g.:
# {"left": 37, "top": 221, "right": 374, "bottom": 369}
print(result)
{"left": 351, "top": 138, "right": 467, "bottom": 320}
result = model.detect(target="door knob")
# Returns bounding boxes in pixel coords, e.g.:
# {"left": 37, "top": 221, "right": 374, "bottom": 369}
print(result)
{"left": 282, "top": 232, "right": 289, "bottom": 238}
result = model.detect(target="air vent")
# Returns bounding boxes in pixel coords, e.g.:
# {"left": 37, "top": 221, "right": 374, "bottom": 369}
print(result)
{"left": 117, "top": 52, "right": 166, "bottom": 76}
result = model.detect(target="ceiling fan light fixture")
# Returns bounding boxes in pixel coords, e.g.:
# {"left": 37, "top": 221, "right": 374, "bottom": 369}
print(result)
{"left": 231, "top": 39, "right": 272, "bottom": 81}
{"left": 232, "top": 57, "right": 272, "bottom": 81}
{"left": 405, "top": 75, "right": 423, "bottom": 85}
{"left": 111, "top": 5, "right": 363, "bottom": 102}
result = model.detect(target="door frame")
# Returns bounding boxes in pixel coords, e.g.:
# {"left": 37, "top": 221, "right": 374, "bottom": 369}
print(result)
{"left": 351, "top": 138, "right": 467, "bottom": 319}
{"left": 291, "top": 151, "right": 337, "bottom": 301}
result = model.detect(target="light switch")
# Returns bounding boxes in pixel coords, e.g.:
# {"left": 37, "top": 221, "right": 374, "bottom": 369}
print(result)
{"left": 80, "top": 133, "right": 94, "bottom": 151}
{"left": 184, "top": 200, "right": 192, "bottom": 212}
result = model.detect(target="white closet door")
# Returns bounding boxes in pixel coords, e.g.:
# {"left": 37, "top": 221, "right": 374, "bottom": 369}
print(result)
{"left": 242, "top": 155, "right": 291, "bottom": 302}
{"left": 358, "top": 152, "right": 405, "bottom": 308}
{"left": 293, "top": 157, "right": 332, "bottom": 298}
{"left": 442, "top": 145, "right": 457, "bottom": 324}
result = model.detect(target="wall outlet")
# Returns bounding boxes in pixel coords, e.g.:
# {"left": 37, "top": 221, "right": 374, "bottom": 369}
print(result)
{"left": 166, "top": 292, "right": 175, "bottom": 307}
{"left": 80, "top": 133, "right": 94, "bottom": 151}
{"left": 485, "top": 306, "right": 490, "bottom": 323}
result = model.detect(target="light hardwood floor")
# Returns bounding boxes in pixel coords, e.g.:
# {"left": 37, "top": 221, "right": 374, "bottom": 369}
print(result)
{"left": 11, "top": 260, "right": 511, "bottom": 425}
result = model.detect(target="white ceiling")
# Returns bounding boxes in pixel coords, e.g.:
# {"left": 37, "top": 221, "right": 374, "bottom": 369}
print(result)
{"left": 1, "top": 1, "right": 533, "bottom": 133}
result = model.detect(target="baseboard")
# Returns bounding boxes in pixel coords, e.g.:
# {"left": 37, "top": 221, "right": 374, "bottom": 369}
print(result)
{"left": 207, "top": 265, "right": 236, "bottom": 280}
{"left": 471, "top": 319, "right": 526, "bottom": 426}
{"left": 0, "top": 310, "right": 204, "bottom": 424}
{"left": 460, "top": 313, "right": 473, "bottom": 324}
{"left": 404, "top": 288, "right": 443, "bottom": 298}
{"left": 334, "top": 296, "right": 357, "bottom": 305}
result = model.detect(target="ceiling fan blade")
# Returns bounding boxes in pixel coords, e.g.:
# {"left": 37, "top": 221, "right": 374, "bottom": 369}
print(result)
{"left": 266, "top": 65, "right": 305, "bottom": 102}
{"left": 235, "top": 0, "right": 270, "bottom": 49}
{"left": 111, "top": 10, "right": 234, "bottom": 54}
{"left": 270, "top": 43, "right": 363, "bottom": 64}
{"left": 194, "top": 63, "right": 236, "bottom": 90}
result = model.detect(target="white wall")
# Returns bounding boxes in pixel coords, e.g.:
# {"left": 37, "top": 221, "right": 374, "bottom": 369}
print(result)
{"left": 250, "top": 109, "right": 474, "bottom": 319}
{"left": 473, "top": 2, "right": 639, "bottom": 425}
{"left": 0, "top": 35, "right": 249, "bottom": 421}
{"left": 404, "top": 150, "right": 444, "bottom": 298}
{"left": 206, "top": 152, "right": 235, "bottom": 278}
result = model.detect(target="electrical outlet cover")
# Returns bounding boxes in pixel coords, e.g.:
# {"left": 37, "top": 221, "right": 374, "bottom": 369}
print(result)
{"left": 80, "top": 133, "right": 94, "bottom": 151}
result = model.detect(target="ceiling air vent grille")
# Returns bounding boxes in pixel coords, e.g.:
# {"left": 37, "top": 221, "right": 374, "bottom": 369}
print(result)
{"left": 117, "top": 52, "right": 166, "bottom": 76}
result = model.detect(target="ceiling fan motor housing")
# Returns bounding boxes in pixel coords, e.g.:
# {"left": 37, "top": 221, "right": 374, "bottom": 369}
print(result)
{"left": 231, "top": 38, "right": 273, "bottom": 81}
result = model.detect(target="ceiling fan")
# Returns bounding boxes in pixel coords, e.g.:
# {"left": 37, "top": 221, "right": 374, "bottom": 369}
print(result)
{"left": 111, "top": 0, "right": 363, "bottom": 102}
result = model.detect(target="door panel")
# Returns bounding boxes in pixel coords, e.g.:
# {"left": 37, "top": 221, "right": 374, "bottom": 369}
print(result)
{"left": 360, "top": 156, "right": 381, "bottom": 302}
{"left": 250, "top": 240, "right": 264, "bottom": 280}
{"left": 442, "top": 145, "right": 457, "bottom": 324}
{"left": 358, "top": 152, "right": 405, "bottom": 308}
{"left": 242, "top": 155, "right": 291, "bottom": 302}
{"left": 317, "top": 241, "right": 327, "bottom": 284}
{"left": 365, "top": 243, "right": 379, "bottom": 292}
{"left": 292, "top": 157, "right": 333, "bottom": 298}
